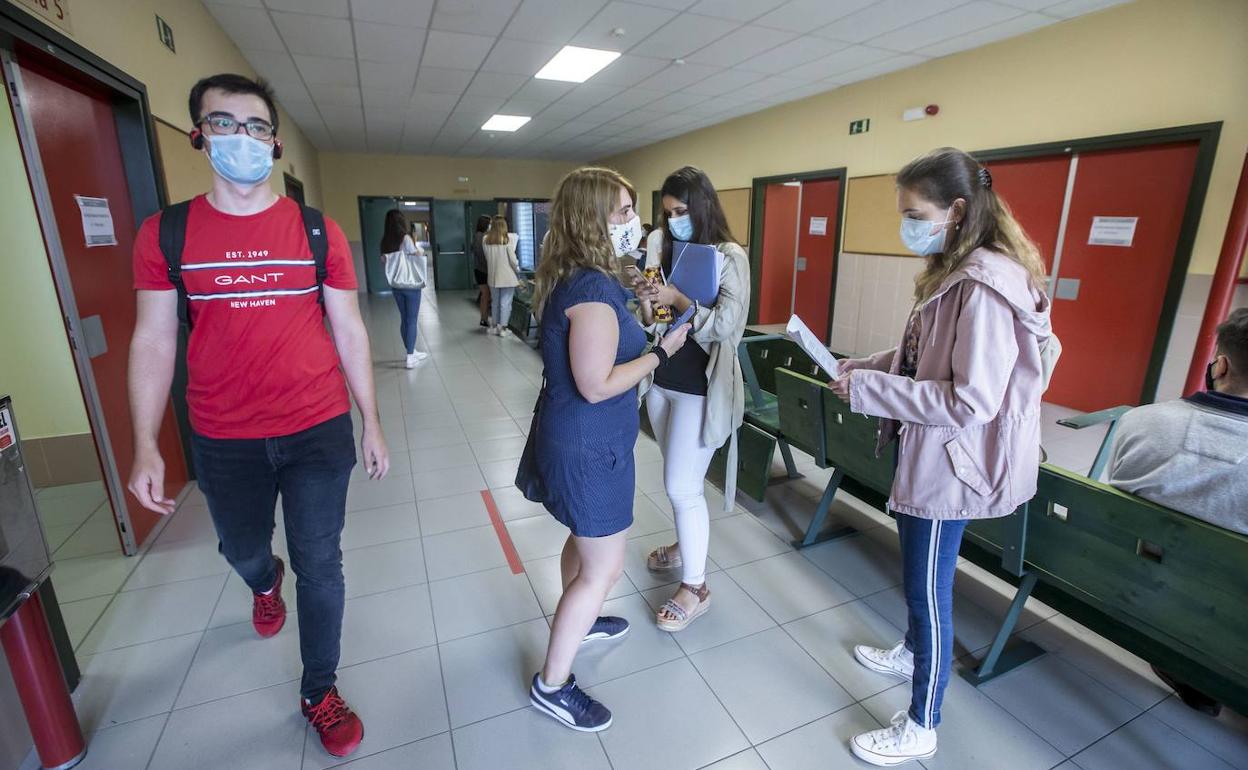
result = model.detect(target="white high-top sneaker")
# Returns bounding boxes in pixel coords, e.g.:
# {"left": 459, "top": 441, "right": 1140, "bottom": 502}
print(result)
{"left": 851, "top": 711, "right": 937, "bottom": 766}
{"left": 405, "top": 351, "right": 427, "bottom": 368}
{"left": 854, "top": 641, "right": 915, "bottom": 681}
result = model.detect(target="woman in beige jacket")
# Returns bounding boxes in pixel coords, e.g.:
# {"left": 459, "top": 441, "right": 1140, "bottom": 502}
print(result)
{"left": 632, "top": 166, "right": 750, "bottom": 632}
{"left": 483, "top": 215, "right": 521, "bottom": 336}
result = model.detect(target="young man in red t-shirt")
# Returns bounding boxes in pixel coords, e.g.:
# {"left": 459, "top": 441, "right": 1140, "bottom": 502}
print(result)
{"left": 127, "top": 74, "right": 389, "bottom": 759}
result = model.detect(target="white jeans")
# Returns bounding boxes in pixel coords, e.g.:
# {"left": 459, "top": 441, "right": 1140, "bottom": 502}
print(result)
{"left": 646, "top": 384, "right": 717, "bottom": 586}
{"left": 491, "top": 286, "right": 515, "bottom": 327}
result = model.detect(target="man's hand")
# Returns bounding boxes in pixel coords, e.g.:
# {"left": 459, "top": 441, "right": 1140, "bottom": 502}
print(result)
{"left": 128, "top": 446, "right": 176, "bottom": 515}
{"left": 361, "top": 424, "right": 390, "bottom": 480}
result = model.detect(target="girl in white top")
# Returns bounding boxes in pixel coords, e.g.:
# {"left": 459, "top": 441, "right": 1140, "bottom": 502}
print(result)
{"left": 483, "top": 215, "right": 522, "bottom": 336}
{"left": 380, "top": 208, "right": 428, "bottom": 368}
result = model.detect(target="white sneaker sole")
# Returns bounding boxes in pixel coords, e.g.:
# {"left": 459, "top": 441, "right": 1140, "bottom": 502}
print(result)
{"left": 854, "top": 647, "right": 914, "bottom": 681}
{"left": 850, "top": 740, "right": 936, "bottom": 766}
{"left": 529, "top": 693, "right": 612, "bottom": 732}
{"left": 581, "top": 625, "right": 629, "bottom": 645}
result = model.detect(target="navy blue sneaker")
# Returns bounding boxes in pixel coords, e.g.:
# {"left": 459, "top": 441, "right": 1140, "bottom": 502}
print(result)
{"left": 582, "top": 616, "right": 630, "bottom": 644}
{"left": 529, "top": 673, "right": 612, "bottom": 732}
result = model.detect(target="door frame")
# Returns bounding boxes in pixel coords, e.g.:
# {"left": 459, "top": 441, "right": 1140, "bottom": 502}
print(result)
{"left": 746, "top": 167, "right": 848, "bottom": 329}
{"left": 972, "top": 122, "right": 1221, "bottom": 404}
{"left": 1, "top": 7, "right": 174, "bottom": 554}
{"left": 356, "top": 195, "right": 436, "bottom": 294}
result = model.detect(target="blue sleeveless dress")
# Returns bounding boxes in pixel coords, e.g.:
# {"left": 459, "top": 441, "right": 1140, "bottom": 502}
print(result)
{"left": 536, "top": 269, "right": 648, "bottom": 537}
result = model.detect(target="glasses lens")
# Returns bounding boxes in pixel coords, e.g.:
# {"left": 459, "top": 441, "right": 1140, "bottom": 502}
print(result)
{"left": 205, "top": 116, "right": 236, "bottom": 134}
{"left": 245, "top": 121, "right": 275, "bottom": 141}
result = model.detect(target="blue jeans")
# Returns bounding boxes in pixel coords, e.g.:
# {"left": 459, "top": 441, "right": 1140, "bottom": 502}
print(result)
{"left": 192, "top": 413, "right": 356, "bottom": 702}
{"left": 491, "top": 286, "right": 515, "bottom": 328}
{"left": 897, "top": 513, "right": 968, "bottom": 729}
{"left": 392, "top": 288, "right": 422, "bottom": 354}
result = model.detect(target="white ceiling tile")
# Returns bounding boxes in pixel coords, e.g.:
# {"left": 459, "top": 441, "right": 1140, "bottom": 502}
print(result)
{"left": 503, "top": 0, "right": 609, "bottom": 43}
{"left": 592, "top": 55, "right": 671, "bottom": 87}
{"left": 838, "top": 52, "right": 927, "bottom": 82}
{"left": 205, "top": 5, "right": 285, "bottom": 52}
{"left": 278, "top": 98, "right": 320, "bottom": 122}
{"left": 324, "top": 113, "right": 366, "bottom": 137}
{"left": 509, "top": 78, "right": 574, "bottom": 104}
{"left": 1042, "top": 0, "right": 1131, "bottom": 19}
{"left": 754, "top": 0, "right": 876, "bottom": 32}
{"left": 576, "top": 101, "right": 633, "bottom": 124}
{"left": 409, "top": 92, "right": 463, "bottom": 112}
{"left": 293, "top": 55, "right": 359, "bottom": 86}
{"left": 362, "top": 88, "right": 415, "bottom": 108}
{"left": 351, "top": 0, "right": 434, "bottom": 27}
{"left": 918, "top": 12, "right": 1058, "bottom": 57}
{"left": 431, "top": 0, "right": 524, "bottom": 35}
{"left": 464, "top": 71, "right": 529, "bottom": 98}
{"left": 421, "top": 30, "right": 496, "bottom": 70}
{"left": 414, "top": 67, "right": 476, "bottom": 94}
{"left": 626, "top": 13, "right": 740, "bottom": 59}
{"left": 637, "top": 61, "right": 720, "bottom": 91}
{"left": 685, "top": 0, "right": 789, "bottom": 21}
{"left": 737, "top": 35, "right": 847, "bottom": 74}
{"left": 785, "top": 44, "right": 892, "bottom": 80}
{"left": 242, "top": 50, "right": 303, "bottom": 84}
{"left": 314, "top": 84, "right": 363, "bottom": 106}
{"left": 359, "top": 59, "right": 419, "bottom": 92}
{"left": 681, "top": 67, "right": 764, "bottom": 96}
{"left": 868, "top": 1, "right": 1023, "bottom": 52}
{"left": 480, "top": 39, "right": 561, "bottom": 74}
{"left": 635, "top": 0, "right": 697, "bottom": 8}
{"left": 534, "top": 102, "right": 589, "bottom": 121}
{"left": 599, "top": 87, "right": 661, "bottom": 111}
{"left": 368, "top": 134, "right": 402, "bottom": 153}
{"left": 366, "top": 114, "right": 405, "bottom": 134}
{"left": 454, "top": 95, "right": 508, "bottom": 118}
{"left": 267, "top": 78, "right": 313, "bottom": 104}
{"left": 686, "top": 25, "right": 798, "bottom": 67}
{"left": 815, "top": 0, "right": 964, "bottom": 44}
{"left": 271, "top": 12, "right": 355, "bottom": 57}
{"left": 642, "top": 90, "right": 711, "bottom": 111}
{"left": 727, "top": 74, "right": 806, "bottom": 100}
{"left": 571, "top": 2, "right": 678, "bottom": 51}
{"left": 404, "top": 109, "right": 452, "bottom": 131}
{"left": 354, "top": 20, "right": 425, "bottom": 63}
{"left": 556, "top": 82, "right": 626, "bottom": 107}
{"left": 499, "top": 98, "right": 550, "bottom": 115}
{"left": 265, "top": 0, "right": 348, "bottom": 18}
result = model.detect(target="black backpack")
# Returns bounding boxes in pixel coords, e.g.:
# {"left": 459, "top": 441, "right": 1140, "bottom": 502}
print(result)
{"left": 158, "top": 199, "right": 329, "bottom": 329}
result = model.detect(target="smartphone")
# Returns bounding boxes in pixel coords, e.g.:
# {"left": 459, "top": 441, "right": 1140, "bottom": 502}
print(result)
{"left": 623, "top": 264, "right": 646, "bottom": 285}
{"left": 664, "top": 303, "right": 696, "bottom": 336}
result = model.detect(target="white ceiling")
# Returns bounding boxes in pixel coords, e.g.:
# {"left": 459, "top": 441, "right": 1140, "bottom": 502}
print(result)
{"left": 202, "top": 0, "right": 1129, "bottom": 160}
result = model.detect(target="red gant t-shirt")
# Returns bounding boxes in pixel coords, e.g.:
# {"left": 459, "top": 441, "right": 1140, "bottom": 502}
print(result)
{"left": 133, "top": 195, "right": 358, "bottom": 439}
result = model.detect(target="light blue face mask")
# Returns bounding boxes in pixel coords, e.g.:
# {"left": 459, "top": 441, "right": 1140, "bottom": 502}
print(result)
{"left": 899, "top": 211, "right": 953, "bottom": 256}
{"left": 207, "top": 133, "right": 274, "bottom": 186}
{"left": 668, "top": 213, "right": 693, "bottom": 241}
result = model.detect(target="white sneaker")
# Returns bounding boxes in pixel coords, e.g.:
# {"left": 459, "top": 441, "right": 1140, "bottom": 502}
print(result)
{"left": 487, "top": 326, "right": 499, "bottom": 336}
{"left": 405, "top": 352, "right": 427, "bottom": 368}
{"left": 851, "top": 711, "right": 937, "bottom": 766}
{"left": 855, "top": 641, "right": 914, "bottom": 681}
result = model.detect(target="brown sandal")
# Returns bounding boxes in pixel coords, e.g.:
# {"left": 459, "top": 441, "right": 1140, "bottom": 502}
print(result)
{"left": 657, "top": 582, "right": 711, "bottom": 632}
{"left": 647, "top": 544, "right": 682, "bottom": 572}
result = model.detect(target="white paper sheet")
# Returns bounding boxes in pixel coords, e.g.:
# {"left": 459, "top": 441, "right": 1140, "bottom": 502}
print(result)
{"left": 74, "top": 195, "right": 117, "bottom": 247}
{"left": 785, "top": 314, "right": 841, "bottom": 381}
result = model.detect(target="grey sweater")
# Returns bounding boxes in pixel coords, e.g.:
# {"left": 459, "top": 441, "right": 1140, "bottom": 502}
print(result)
{"left": 1107, "top": 392, "right": 1248, "bottom": 534}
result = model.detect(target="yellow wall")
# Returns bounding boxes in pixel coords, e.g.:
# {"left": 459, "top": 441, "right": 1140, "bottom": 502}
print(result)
{"left": 319, "top": 153, "right": 577, "bottom": 241}
{"left": 601, "top": 0, "right": 1247, "bottom": 275}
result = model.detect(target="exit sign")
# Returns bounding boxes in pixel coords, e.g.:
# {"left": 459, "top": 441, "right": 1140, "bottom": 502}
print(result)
{"left": 849, "top": 118, "right": 870, "bottom": 135}
{"left": 156, "top": 15, "right": 175, "bottom": 53}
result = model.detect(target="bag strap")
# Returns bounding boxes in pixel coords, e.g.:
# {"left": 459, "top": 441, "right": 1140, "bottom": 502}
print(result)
{"left": 299, "top": 204, "right": 330, "bottom": 309}
{"left": 158, "top": 200, "right": 193, "bottom": 329}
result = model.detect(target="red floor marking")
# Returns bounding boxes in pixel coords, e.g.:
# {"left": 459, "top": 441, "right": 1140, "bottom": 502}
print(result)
{"left": 481, "top": 489, "right": 525, "bottom": 574}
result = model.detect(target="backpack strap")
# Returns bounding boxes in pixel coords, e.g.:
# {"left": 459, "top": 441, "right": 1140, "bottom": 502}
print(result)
{"left": 299, "top": 204, "right": 329, "bottom": 309}
{"left": 158, "top": 200, "right": 193, "bottom": 329}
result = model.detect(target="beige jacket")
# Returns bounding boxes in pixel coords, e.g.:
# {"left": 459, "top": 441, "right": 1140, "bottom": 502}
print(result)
{"left": 484, "top": 233, "right": 520, "bottom": 288}
{"left": 642, "top": 229, "right": 750, "bottom": 510}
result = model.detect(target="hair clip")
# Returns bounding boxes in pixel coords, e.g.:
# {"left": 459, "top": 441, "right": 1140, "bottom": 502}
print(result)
{"left": 977, "top": 166, "right": 993, "bottom": 190}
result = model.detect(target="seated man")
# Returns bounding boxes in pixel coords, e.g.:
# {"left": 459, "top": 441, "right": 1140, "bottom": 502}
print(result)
{"left": 1106, "top": 307, "right": 1248, "bottom": 716}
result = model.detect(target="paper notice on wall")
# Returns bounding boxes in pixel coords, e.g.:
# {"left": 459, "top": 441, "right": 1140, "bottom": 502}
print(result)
{"left": 809, "top": 216, "right": 828, "bottom": 236}
{"left": 1088, "top": 216, "right": 1137, "bottom": 247}
{"left": 785, "top": 315, "right": 841, "bottom": 381}
{"left": 74, "top": 195, "right": 117, "bottom": 247}
{"left": 0, "top": 407, "right": 14, "bottom": 452}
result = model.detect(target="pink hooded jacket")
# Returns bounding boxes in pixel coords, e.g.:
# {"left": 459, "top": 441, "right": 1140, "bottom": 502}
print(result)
{"left": 839, "top": 248, "right": 1052, "bottom": 520}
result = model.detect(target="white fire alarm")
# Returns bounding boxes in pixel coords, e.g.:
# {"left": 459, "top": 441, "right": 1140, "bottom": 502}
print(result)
{"left": 902, "top": 104, "right": 940, "bottom": 122}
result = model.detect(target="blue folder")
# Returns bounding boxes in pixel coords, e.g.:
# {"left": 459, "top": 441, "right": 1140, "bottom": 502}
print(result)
{"left": 668, "top": 240, "right": 722, "bottom": 305}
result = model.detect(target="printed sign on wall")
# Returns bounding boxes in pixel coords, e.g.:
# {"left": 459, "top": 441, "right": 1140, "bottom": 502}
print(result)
{"left": 74, "top": 195, "right": 117, "bottom": 247}
{"left": 1088, "top": 216, "right": 1138, "bottom": 247}
{"left": 809, "top": 216, "right": 828, "bottom": 236}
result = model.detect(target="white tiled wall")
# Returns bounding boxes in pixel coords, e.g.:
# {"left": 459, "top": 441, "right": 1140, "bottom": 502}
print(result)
{"left": 830, "top": 252, "right": 924, "bottom": 357}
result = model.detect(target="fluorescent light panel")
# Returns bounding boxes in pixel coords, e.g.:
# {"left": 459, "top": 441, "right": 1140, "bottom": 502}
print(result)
{"left": 482, "top": 114, "right": 531, "bottom": 132}
{"left": 535, "top": 45, "right": 620, "bottom": 83}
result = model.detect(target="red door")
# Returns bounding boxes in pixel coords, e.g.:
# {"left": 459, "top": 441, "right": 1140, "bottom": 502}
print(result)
{"left": 758, "top": 183, "right": 799, "bottom": 324}
{"left": 16, "top": 50, "right": 188, "bottom": 548}
{"left": 793, "top": 179, "right": 841, "bottom": 342}
{"left": 984, "top": 155, "right": 1071, "bottom": 273}
{"left": 1045, "top": 142, "right": 1199, "bottom": 410}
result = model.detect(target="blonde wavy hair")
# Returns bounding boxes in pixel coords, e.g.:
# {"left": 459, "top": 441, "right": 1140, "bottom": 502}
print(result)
{"left": 484, "top": 215, "right": 509, "bottom": 245}
{"left": 897, "top": 147, "right": 1047, "bottom": 303}
{"left": 533, "top": 166, "right": 636, "bottom": 318}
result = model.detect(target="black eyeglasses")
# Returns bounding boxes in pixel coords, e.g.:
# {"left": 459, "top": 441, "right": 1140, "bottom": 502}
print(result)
{"left": 198, "top": 113, "right": 275, "bottom": 141}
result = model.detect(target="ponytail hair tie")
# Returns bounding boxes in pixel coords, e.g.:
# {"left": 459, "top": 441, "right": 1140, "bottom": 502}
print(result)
{"left": 977, "top": 166, "right": 993, "bottom": 190}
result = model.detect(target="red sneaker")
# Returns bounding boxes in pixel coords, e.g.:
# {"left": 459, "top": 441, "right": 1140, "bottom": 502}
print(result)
{"left": 302, "top": 687, "right": 364, "bottom": 758}
{"left": 252, "top": 556, "right": 286, "bottom": 638}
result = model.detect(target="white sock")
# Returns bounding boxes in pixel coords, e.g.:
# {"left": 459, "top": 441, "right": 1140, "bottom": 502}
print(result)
{"left": 537, "top": 675, "right": 565, "bottom": 694}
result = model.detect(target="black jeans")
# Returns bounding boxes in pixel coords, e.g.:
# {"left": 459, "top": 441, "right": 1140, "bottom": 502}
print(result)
{"left": 192, "top": 412, "right": 356, "bottom": 702}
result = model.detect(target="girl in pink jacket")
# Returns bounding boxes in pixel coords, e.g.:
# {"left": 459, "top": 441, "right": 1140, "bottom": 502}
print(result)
{"left": 833, "top": 148, "right": 1053, "bottom": 766}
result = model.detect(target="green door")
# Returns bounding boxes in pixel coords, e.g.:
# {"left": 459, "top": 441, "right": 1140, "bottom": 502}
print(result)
{"left": 432, "top": 200, "right": 470, "bottom": 290}
{"left": 359, "top": 196, "right": 397, "bottom": 294}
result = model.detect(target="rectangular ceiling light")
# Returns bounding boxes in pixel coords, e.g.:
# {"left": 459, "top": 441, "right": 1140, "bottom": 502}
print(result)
{"left": 482, "top": 114, "right": 531, "bottom": 132}
{"left": 535, "top": 45, "right": 620, "bottom": 83}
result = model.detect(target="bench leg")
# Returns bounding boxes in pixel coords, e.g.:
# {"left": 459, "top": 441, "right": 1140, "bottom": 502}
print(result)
{"left": 776, "top": 439, "right": 803, "bottom": 480}
{"left": 960, "top": 572, "right": 1046, "bottom": 686}
{"left": 792, "top": 468, "right": 855, "bottom": 549}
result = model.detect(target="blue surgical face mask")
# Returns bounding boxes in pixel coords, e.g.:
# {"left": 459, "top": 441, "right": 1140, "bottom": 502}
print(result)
{"left": 668, "top": 213, "right": 693, "bottom": 242}
{"left": 207, "top": 133, "right": 274, "bottom": 186}
{"left": 900, "top": 211, "right": 953, "bottom": 256}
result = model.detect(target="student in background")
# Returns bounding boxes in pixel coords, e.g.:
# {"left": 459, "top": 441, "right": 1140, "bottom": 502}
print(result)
{"left": 473, "top": 214, "right": 491, "bottom": 328}
{"left": 529, "top": 167, "right": 688, "bottom": 732}
{"left": 832, "top": 148, "right": 1052, "bottom": 766}
{"left": 630, "top": 166, "right": 750, "bottom": 632}
{"left": 380, "top": 208, "right": 428, "bottom": 367}
{"left": 483, "top": 215, "right": 521, "bottom": 336}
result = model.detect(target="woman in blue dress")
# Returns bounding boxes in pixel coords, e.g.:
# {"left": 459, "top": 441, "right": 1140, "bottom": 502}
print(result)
{"left": 528, "top": 167, "right": 690, "bottom": 732}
